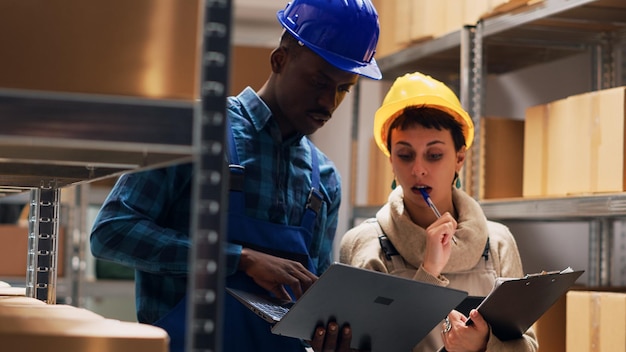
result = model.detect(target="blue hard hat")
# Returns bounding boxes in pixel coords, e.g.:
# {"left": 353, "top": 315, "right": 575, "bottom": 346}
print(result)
{"left": 277, "top": 0, "right": 382, "bottom": 80}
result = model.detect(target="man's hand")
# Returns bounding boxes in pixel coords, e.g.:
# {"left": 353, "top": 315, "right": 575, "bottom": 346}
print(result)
{"left": 309, "top": 321, "right": 366, "bottom": 352}
{"left": 239, "top": 248, "right": 318, "bottom": 300}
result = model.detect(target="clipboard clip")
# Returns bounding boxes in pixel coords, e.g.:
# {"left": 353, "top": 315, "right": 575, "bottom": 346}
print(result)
{"left": 523, "top": 266, "right": 573, "bottom": 279}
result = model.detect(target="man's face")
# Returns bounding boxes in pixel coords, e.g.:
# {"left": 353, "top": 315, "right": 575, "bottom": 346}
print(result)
{"left": 273, "top": 47, "right": 359, "bottom": 136}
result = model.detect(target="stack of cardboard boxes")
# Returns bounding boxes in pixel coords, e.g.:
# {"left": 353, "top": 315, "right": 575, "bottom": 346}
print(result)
{"left": 376, "top": 0, "right": 542, "bottom": 57}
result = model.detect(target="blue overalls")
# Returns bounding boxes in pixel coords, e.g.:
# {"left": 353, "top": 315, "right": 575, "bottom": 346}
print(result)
{"left": 155, "top": 125, "right": 323, "bottom": 352}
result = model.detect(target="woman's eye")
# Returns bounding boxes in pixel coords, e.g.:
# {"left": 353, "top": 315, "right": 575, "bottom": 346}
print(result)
{"left": 428, "top": 153, "right": 443, "bottom": 160}
{"left": 398, "top": 153, "right": 413, "bottom": 161}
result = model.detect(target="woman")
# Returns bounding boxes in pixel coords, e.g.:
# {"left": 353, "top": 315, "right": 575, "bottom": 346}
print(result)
{"left": 339, "top": 72, "right": 538, "bottom": 352}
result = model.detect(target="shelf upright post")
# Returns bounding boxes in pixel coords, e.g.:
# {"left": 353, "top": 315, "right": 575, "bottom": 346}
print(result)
{"left": 460, "top": 23, "right": 484, "bottom": 199}
{"left": 25, "top": 180, "right": 60, "bottom": 304}
{"left": 591, "top": 31, "right": 618, "bottom": 91}
{"left": 186, "top": 0, "right": 232, "bottom": 351}
{"left": 588, "top": 219, "right": 613, "bottom": 286}
{"left": 65, "top": 183, "right": 89, "bottom": 307}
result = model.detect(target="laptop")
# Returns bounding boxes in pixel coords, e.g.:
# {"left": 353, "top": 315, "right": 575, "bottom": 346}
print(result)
{"left": 227, "top": 263, "right": 468, "bottom": 351}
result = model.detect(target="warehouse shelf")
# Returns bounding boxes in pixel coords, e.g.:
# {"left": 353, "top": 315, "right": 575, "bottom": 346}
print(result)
{"left": 0, "top": 88, "right": 195, "bottom": 195}
{"left": 353, "top": 193, "right": 626, "bottom": 221}
{"left": 377, "top": 0, "right": 626, "bottom": 80}
{"left": 353, "top": 0, "right": 626, "bottom": 288}
{"left": 480, "top": 194, "right": 626, "bottom": 220}
{"left": 0, "top": 0, "right": 227, "bottom": 350}
{"left": 0, "top": 277, "right": 133, "bottom": 299}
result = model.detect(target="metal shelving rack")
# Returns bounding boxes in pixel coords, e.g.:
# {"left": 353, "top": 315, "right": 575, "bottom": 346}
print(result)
{"left": 354, "top": 0, "right": 626, "bottom": 286}
{"left": 0, "top": 1, "right": 229, "bottom": 351}
{"left": 0, "top": 91, "right": 195, "bottom": 304}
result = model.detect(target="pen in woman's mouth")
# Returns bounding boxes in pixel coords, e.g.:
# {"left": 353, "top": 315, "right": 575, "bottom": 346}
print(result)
{"left": 418, "top": 187, "right": 457, "bottom": 245}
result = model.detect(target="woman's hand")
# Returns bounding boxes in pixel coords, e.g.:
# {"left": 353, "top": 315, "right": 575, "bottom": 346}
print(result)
{"left": 422, "top": 212, "right": 456, "bottom": 277}
{"left": 441, "top": 309, "right": 489, "bottom": 352}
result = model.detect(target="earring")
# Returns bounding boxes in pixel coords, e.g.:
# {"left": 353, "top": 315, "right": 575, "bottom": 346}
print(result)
{"left": 454, "top": 172, "right": 461, "bottom": 189}
{"left": 391, "top": 179, "right": 397, "bottom": 190}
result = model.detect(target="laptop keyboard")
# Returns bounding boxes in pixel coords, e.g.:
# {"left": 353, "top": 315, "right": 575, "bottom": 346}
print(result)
{"left": 251, "top": 301, "right": 290, "bottom": 321}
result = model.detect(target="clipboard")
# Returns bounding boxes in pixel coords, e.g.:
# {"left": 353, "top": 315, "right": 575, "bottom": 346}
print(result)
{"left": 468, "top": 269, "right": 584, "bottom": 341}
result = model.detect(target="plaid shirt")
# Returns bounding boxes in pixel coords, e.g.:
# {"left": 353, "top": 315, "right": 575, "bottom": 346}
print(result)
{"left": 90, "top": 87, "right": 341, "bottom": 325}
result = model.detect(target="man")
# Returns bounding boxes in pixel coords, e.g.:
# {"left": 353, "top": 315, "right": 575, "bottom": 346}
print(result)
{"left": 90, "top": 0, "right": 381, "bottom": 351}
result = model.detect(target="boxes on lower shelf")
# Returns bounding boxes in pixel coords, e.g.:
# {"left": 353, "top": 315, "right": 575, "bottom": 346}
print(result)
{"left": 533, "top": 292, "right": 567, "bottom": 352}
{"left": 0, "top": 283, "right": 168, "bottom": 351}
{"left": 566, "top": 290, "right": 626, "bottom": 352}
{"left": 524, "top": 86, "right": 626, "bottom": 197}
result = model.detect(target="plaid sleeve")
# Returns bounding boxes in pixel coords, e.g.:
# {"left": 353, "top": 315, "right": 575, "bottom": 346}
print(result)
{"left": 90, "top": 164, "right": 192, "bottom": 274}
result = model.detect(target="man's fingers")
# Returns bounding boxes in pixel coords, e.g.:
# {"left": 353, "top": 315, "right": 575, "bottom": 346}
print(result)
{"left": 338, "top": 325, "right": 353, "bottom": 351}
{"left": 309, "top": 326, "right": 326, "bottom": 351}
{"left": 323, "top": 322, "right": 339, "bottom": 351}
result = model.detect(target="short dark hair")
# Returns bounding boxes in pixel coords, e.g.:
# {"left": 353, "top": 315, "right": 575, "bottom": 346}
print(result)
{"left": 279, "top": 31, "right": 305, "bottom": 58}
{"left": 386, "top": 106, "right": 466, "bottom": 152}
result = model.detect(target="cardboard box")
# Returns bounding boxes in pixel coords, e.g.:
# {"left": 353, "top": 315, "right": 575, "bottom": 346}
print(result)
{"left": 523, "top": 87, "right": 626, "bottom": 197}
{"left": 0, "top": 311, "right": 167, "bottom": 352}
{"left": 566, "top": 290, "right": 626, "bottom": 352}
{"left": 546, "top": 96, "right": 578, "bottom": 196}
{"left": 534, "top": 293, "right": 567, "bottom": 352}
{"left": 591, "top": 87, "right": 626, "bottom": 193}
{"left": 367, "top": 138, "right": 394, "bottom": 206}
{"left": 523, "top": 104, "right": 549, "bottom": 197}
{"left": 409, "top": 0, "right": 445, "bottom": 42}
{"left": 0, "top": 225, "right": 65, "bottom": 277}
{"left": 479, "top": 117, "right": 525, "bottom": 199}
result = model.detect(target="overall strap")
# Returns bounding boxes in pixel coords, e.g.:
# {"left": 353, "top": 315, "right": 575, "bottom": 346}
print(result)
{"left": 300, "top": 138, "right": 323, "bottom": 232}
{"left": 367, "top": 219, "right": 407, "bottom": 271}
{"left": 226, "top": 118, "right": 244, "bottom": 192}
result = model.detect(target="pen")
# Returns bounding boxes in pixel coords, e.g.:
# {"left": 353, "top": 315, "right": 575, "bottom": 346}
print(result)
{"left": 418, "top": 187, "right": 457, "bottom": 245}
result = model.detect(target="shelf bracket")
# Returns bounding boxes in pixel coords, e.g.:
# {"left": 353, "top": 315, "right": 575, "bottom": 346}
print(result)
{"left": 25, "top": 180, "right": 60, "bottom": 304}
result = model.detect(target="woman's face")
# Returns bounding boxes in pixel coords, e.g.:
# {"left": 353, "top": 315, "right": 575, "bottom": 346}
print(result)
{"left": 389, "top": 123, "right": 465, "bottom": 210}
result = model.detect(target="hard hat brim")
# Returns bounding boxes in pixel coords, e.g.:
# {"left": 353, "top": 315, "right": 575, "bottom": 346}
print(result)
{"left": 305, "top": 41, "right": 382, "bottom": 80}
{"left": 374, "top": 96, "right": 475, "bottom": 157}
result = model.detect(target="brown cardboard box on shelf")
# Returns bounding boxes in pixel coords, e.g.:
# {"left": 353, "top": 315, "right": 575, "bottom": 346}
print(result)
{"left": 545, "top": 96, "right": 580, "bottom": 196}
{"left": 533, "top": 293, "right": 567, "bottom": 352}
{"left": 367, "top": 137, "right": 394, "bottom": 206}
{"left": 523, "top": 86, "right": 626, "bottom": 197}
{"left": 0, "top": 0, "right": 201, "bottom": 101}
{"left": 566, "top": 290, "right": 626, "bottom": 352}
{"left": 0, "top": 300, "right": 168, "bottom": 351}
{"left": 523, "top": 104, "right": 549, "bottom": 197}
{"left": 0, "top": 225, "right": 65, "bottom": 277}
{"left": 478, "top": 117, "right": 525, "bottom": 200}
{"left": 590, "top": 87, "right": 626, "bottom": 193}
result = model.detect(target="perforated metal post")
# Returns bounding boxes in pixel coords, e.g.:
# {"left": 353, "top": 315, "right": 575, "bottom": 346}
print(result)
{"left": 25, "top": 180, "right": 60, "bottom": 304}
{"left": 186, "top": 0, "right": 231, "bottom": 351}
{"left": 588, "top": 219, "right": 613, "bottom": 286}
{"left": 460, "top": 24, "right": 484, "bottom": 199}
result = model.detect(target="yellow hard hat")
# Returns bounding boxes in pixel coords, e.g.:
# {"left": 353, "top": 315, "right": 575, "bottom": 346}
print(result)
{"left": 373, "top": 72, "right": 474, "bottom": 156}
